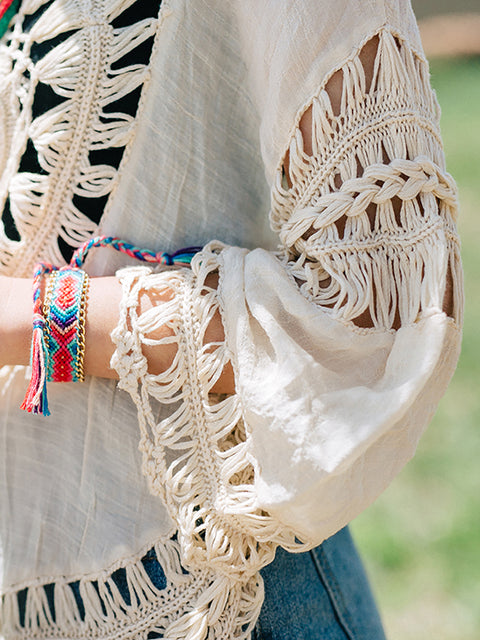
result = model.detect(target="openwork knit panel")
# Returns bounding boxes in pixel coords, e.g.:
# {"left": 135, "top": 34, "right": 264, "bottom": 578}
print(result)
{"left": 271, "top": 29, "right": 462, "bottom": 330}
{"left": 0, "top": 0, "right": 159, "bottom": 274}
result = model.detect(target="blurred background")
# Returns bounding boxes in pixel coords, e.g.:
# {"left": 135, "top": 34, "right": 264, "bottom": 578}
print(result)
{"left": 351, "top": 2, "right": 480, "bottom": 639}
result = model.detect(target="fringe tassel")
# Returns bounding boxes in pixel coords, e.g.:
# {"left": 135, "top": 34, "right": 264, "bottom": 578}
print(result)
{"left": 20, "top": 263, "right": 54, "bottom": 416}
{"left": 0, "top": 538, "right": 262, "bottom": 640}
{"left": 20, "top": 312, "right": 50, "bottom": 415}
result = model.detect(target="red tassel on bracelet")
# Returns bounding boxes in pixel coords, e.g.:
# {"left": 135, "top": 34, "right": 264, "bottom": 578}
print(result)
{"left": 20, "top": 263, "right": 55, "bottom": 415}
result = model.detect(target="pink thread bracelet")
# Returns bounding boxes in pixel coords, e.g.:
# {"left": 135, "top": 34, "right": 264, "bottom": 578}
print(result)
{"left": 21, "top": 236, "right": 202, "bottom": 416}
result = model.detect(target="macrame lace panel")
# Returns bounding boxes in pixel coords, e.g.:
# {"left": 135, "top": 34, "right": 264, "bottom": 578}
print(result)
{"left": 0, "top": 0, "right": 160, "bottom": 274}
{"left": 109, "top": 29, "right": 462, "bottom": 640}
{"left": 1, "top": 536, "right": 263, "bottom": 639}
{"left": 272, "top": 29, "right": 462, "bottom": 330}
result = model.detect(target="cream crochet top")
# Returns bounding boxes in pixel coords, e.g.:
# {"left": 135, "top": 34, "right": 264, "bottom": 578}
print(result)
{"left": 0, "top": 1, "right": 462, "bottom": 639}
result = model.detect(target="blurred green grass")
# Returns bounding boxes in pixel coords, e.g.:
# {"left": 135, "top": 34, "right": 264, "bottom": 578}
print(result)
{"left": 412, "top": 0, "right": 480, "bottom": 19}
{"left": 352, "top": 56, "right": 480, "bottom": 640}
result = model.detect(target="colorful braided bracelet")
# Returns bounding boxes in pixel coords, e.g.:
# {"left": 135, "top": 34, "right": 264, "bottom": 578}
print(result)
{"left": 0, "top": 0, "right": 20, "bottom": 40}
{"left": 21, "top": 236, "right": 202, "bottom": 416}
{"left": 43, "top": 269, "right": 89, "bottom": 384}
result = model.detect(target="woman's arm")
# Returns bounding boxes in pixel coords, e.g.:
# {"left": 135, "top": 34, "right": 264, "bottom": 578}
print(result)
{"left": 0, "top": 274, "right": 234, "bottom": 391}
{"left": 0, "top": 38, "right": 379, "bottom": 390}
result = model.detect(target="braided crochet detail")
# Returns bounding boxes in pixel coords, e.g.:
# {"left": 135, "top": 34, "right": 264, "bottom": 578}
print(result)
{"left": 272, "top": 30, "right": 463, "bottom": 330}
{"left": 280, "top": 156, "right": 458, "bottom": 249}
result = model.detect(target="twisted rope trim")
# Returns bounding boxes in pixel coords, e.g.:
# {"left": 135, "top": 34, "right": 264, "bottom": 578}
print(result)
{"left": 70, "top": 236, "right": 202, "bottom": 269}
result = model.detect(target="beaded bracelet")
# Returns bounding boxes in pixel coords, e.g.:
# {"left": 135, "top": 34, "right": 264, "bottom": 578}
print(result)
{"left": 21, "top": 236, "right": 202, "bottom": 416}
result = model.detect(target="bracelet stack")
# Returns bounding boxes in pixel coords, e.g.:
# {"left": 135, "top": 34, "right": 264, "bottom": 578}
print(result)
{"left": 21, "top": 236, "right": 202, "bottom": 416}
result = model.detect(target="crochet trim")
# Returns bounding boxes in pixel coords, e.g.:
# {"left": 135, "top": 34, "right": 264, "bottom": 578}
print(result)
{"left": 110, "top": 257, "right": 294, "bottom": 638}
{"left": 1, "top": 536, "right": 259, "bottom": 639}
{"left": 0, "top": 0, "right": 166, "bottom": 274}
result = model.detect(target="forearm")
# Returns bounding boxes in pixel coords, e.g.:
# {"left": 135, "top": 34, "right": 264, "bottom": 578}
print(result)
{"left": 0, "top": 275, "right": 234, "bottom": 393}
{"left": 0, "top": 277, "right": 32, "bottom": 368}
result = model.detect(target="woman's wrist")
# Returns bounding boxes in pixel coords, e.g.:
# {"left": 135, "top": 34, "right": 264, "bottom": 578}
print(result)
{"left": 0, "top": 275, "right": 123, "bottom": 375}
{"left": 84, "top": 273, "right": 234, "bottom": 391}
{"left": 0, "top": 276, "right": 33, "bottom": 368}
{"left": 82, "top": 276, "right": 122, "bottom": 379}
{"left": 0, "top": 274, "right": 188, "bottom": 376}
{"left": 0, "top": 272, "right": 234, "bottom": 393}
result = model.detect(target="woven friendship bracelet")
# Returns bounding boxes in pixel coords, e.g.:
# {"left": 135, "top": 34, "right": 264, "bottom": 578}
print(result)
{"left": 21, "top": 236, "right": 202, "bottom": 416}
{"left": 0, "top": 0, "right": 20, "bottom": 40}
{"left": 44, "top": 269, "right": 89, "bottom": 383}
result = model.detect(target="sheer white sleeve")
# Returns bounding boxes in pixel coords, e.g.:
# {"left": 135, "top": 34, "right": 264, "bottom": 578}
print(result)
{"left": 110, "top": 22, "right": 462, "bottom": 611}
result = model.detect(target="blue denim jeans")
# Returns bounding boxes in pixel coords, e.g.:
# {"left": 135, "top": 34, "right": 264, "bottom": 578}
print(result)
{"left": 253, "top": 526, "right": 386, "bottom": 640}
